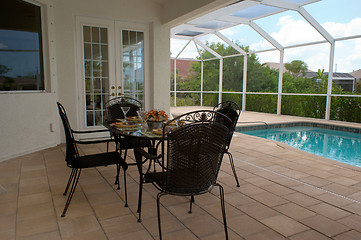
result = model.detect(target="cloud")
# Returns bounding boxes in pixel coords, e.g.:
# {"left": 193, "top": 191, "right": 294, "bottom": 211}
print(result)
{"left": 323, "top": 17, "right": 361, "bottom": 38}
{"left": 0, "top": 43, "right": 8, "bottom": 49}
{"left": 256, "top": 15, "right": 361, "bottom": 72}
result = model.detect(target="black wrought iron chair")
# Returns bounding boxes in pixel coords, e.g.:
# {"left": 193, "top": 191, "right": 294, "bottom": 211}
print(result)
{"left": 214, "top": 101, "right": 241, "bottom": 187}
{"left": 105, "top": 96, "right": 150, "bottom": 160}
{"left": 135, "top": 110, "right": 231, "bottom": 239}
{"left": 57, "top": 102, "right": 128, "bottom": 217}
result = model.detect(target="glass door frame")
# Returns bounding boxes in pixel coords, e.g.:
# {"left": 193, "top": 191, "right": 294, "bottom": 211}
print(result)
{"left": 75, "top": 16, "right": 149, "bottom": 131}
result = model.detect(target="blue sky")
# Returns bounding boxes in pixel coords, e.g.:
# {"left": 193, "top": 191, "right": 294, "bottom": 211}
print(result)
{"left": 171, "top": 0, "right": 361, "bottom": 73}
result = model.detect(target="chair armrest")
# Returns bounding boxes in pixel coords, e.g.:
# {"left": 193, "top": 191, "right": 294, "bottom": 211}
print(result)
{"left": 74, "top": 137, "right": 114, "bottom": 145}
{"left": 72, "top": 129, "right": 111, "bottom": 134}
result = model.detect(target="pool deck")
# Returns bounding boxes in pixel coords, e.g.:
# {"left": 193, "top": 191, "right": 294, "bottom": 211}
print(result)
{"left": 2, "top": 110, "right": 361, "bottom": 239}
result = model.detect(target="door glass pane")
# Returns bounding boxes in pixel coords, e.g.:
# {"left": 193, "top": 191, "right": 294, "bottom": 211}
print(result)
{"left": 122, "top": 30, "right": 144, "bottom": 104}
{"left": 83, "top": 26, "right": 110, "bottom": 127}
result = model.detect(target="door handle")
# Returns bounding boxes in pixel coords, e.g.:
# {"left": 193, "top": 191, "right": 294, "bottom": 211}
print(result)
{"left": 118, "top": 93, "right": 123, "bottom": 96}
{"left": 111, "top": 93, "right": 115, "bottom": 96}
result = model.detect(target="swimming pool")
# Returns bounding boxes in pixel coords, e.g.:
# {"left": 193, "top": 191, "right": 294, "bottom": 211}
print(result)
{"left": 238, "top": 123, "right": 361, "bottom": 167}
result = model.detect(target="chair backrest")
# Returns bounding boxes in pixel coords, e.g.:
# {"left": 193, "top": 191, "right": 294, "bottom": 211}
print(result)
{"left": 105, "top": 97, "right": 142, "bottom": 121}
{"left": 162, "top": 110, "right": 231, "bottom": 194}
{"left": 57, "top": 102, "right": 79, "bottom": 165}
{"left": 213, "top": 101, "right": 240, "bottom": 147}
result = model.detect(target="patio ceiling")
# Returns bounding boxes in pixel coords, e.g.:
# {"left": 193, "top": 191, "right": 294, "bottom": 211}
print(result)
{"left": 171, "top": 0, "right": 329, "bottom": 59}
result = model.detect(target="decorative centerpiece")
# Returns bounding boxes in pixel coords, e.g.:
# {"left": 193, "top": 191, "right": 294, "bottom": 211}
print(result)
{"left": 145, "top": 109, "right": 168, "bottom": 130}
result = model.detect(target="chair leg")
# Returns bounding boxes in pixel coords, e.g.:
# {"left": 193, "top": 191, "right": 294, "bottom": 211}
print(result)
{"left": 115, "top": 164, "right": 120, "bottom": 189}
{"left": 157, "top": 192, "right": 166, "bottom": 240}
{"left": 189, "top": 195, "right": 195, "bottom": 213}
{"left": 227, "top": 152, "right": 240, "bottom": 187}
{"left": 123, "top": 169, "right": 128, "bottom": 207}
{"left": 137, "top": 173, "right": 143, "bottom": 222}
{"left": 218, "top": 183, "right": 229, "bottom": 240}
{"left": 61, "top": 169, "right": 82, "bottom": 217}
{"left": 63, "top": 169, "right": 76, "bottom": 196}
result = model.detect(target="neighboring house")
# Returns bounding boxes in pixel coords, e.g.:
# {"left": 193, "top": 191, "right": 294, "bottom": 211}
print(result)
{"left": 170, "top": 59, "right": 192, "bottom": 78}
{"left": 350, "top": 69, "right": 361, "bottom": 85}
{"left": 263, "top": 62, "right": 290, "bottom": 73}
{"left": 304, "top": 71, "right": 356, "bottom": 92}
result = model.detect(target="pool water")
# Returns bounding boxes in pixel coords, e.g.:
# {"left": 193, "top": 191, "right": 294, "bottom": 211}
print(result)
{"left": 241, "top": 126, "right": 361, "bottom": 167}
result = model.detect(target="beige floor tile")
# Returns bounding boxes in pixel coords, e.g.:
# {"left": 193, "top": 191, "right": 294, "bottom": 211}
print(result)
{"left": 110, "top": 229, "right": 154, "bottom": 240}
{"left": 308, "top": 203, "right": 351, "bottom": 220}
{"left": 333, "top": 230, "right": 361, "bottom": 240}
{"left": 228, "top": 214, "right": 268, "bottom": 237}
{"left": 237, "top": 202, "right": 278, "bottom": 220}
{"left": 283, "top": 192, "right": 321, "bottom": 207}
{"left": 260, "top": 183, "right": 295, "bottom": 196}
{"left": 224, "top": 191, "right": 256, "bottom": 207}
{"left": 142, "top": 213, "right": 186, "bottom": 237}
{"left": 0, "top": 202, "right": 17, "bottom": 216}
{"left": 290, "top": 184, "right": 326, "bottom": 196}
{"left": 62, "top": 229, "right": 107, "bottom": 240}
{"left": 261, "top": 215, "right": 309, "bottom": 237}
{"left": 17, "top": 202, "right": 55, "bottom": 221}
{"left": 274, "top": 202, "right": 316, "bottom": 220}
{"left": 16, "top": 215, "right": 58, "bottom": 238}
{"left": 161, "top": 229, "right": 199, "bottom": 240}
{"left": 202, "top": 230, "right": 243, "bottom": 240}
{"left": 337, "top": 214, "right": 361, "bottom": 232}
{"left": 58, "top": 214, "right": 101, "bottom": 239}
{"left": 315, "top": 193, "right": 355, "bottom": 207}
{"left": 16, "top": 231, "right": 61, "bottom": 240}
{"left": 299, "top": 176, "right": 332, "bottom": 187}
{"left": 322, "top": 183, "right": 359, "bottom": 196}
{"left": 236, "top": 183, "right": 267, "bottom": 196}
{"left": 245, "top": 229, "right": 286, "bottom": 240}
{"left": 0, "top": 229, "right": 15, "bottom": 240}
{"left": 300, "top": 215, "right": 350, "bottom": 237}
{"left": 202, "top": 202, "right": 243, "bottom": 221}
{"left": 0, "top": 214, "right": 15, "bottom": 231}
{"left": 92, "top": 202, "right": 131, "bottom": 220}
{"left": 182, "top": 213, "right": 228, "bottom": 237}
{"left": 17, "top": 192, "right": 52, "bottom": 208}
{"left": 100, "top": 214, "right": 145, "bottom": 238}
{"left": 250, "top": 192, "right": 289, "bottom": 207}
{"left": 289, "top": 230, "right": 331, "bottom": 240}
{"left": 342, "top": 203, "right": 361, "bottom": 215}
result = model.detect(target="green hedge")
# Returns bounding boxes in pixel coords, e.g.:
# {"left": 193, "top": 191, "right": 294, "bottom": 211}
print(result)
{"left": 331, "top": 96, "right": 361, "bottom": 123}
{"left": 246, "top": 94, "right": 277, "bottom": 114}
{"left": 281, "top": 95, "right": 326, "bottom": 119}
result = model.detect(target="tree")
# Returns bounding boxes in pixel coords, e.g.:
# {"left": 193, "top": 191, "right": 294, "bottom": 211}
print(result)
{"left": 0, "top": 64, "right": 11, "bottom": 76}
{"left": 285, "top": 60, "right": 308, "bottom": 76}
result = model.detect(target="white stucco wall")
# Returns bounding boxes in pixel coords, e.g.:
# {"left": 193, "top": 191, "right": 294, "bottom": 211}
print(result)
{"left": 0, "top": 0, "right": 59, "bottom": 162}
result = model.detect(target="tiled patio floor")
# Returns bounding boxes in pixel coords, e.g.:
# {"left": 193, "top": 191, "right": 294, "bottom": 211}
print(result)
{"left": 2, "top": 111, "right": 361, "bottom": 239}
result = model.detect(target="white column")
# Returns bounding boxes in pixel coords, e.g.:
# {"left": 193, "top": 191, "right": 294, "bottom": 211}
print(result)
{"left": 201, "top": 61, "right": 204, "bottom": 106}
{"left": 242, "top": 54, "right": 247, "bottom": 111}
{"left": 326, "top": 42, "right": 335, "bottom": 120}
{"left": 174, "top": 59, "right": 177, "bottom": 107}
{"left": 277, "top": 49, "right": 285, "bottom": 115}
{"left": 219, "top": 58, "right": 223, "bottom": 104}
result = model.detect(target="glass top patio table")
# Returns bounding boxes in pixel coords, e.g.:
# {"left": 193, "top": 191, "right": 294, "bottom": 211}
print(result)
{"left": 103, "top": 120, "right": 167, "bottom": 140}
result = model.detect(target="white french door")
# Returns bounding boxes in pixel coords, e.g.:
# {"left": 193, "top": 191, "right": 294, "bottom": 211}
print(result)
{"left": 76, "top": 17, "right": 148, "bottom": 130}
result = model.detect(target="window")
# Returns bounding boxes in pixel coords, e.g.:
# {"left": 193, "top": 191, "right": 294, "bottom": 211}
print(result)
{"left": 0, "top": 0, "right": 44, "bottom": 91}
